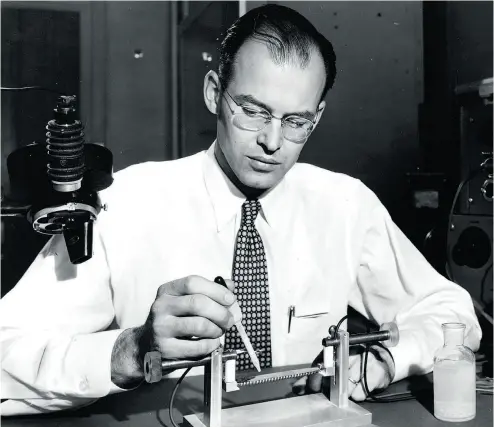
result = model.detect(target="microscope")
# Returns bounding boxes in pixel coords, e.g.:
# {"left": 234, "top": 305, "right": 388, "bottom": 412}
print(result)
{"left": 144, "top": 321, "right": 399, "bottom": 427}
{"left": 1, "top": 95, "right": 113, "bottom": 264}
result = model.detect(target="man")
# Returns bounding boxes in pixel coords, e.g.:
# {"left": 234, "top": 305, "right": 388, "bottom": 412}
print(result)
{"left": 1, "top": 4, "right": 481, "bottom": 415}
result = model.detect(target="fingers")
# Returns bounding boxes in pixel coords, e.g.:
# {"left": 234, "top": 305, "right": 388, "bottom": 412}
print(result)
{"left": 158, "top": 337, "right": 222, "bottom": 360}
{"left": 293, "top": 347, "right": 393, "bottom": 402}
{"left": 292, "top": 376, "right": 308, "bottom": 395}
{"left": 173, "top": 293, "right": 234, "bottom": 330}
{"left": 221, "top": 278, "right": 236, "bottom": 294}
{"left": 348, "top": 353, "right": 365, "bottom": 400}
{"left": 154, "top": 276, "right": 237, "bottom": 330}
{"left": 144, "top": 276, "right": 238, "bottom": 362}
{"left": 172, "top": 316, "right": 224, "bottom": 339}
{"left": 348, "top": 347, "right": 393, "bottom": 402}
{"left": 308, "top": 372, "right": 324, "bottom": 392}
{"left": 292, "top": 373, "right": 323, "bottom": 396}
{"left": 160, "top": 275, "right": 236, "bottom": 306}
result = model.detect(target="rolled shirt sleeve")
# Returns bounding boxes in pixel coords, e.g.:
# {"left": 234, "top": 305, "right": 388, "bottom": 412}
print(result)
{"left": 350, "top": 183, "right": 482, "bottom": 382}
{"left": 1, "top": 227, "right": 127, "bottom": 415}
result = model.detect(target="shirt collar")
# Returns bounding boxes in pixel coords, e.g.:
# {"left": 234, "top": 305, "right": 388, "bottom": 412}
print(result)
{"left": 203, "top": 141, "right": 289, "bottom": 232}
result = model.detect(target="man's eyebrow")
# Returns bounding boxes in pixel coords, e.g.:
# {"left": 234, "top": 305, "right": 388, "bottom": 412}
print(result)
{"left": 234, "top": 94, "right": 316, "bottom": 121}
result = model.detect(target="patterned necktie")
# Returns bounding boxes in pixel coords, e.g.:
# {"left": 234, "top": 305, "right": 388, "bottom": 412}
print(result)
{"left": 224, "top": 199, "right": 272, "bottom": 370}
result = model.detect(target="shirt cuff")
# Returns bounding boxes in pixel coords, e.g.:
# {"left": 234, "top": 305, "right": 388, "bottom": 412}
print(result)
{"left": 65, "top": 329, "right": 128, "bottom": 397}
{"left": 388, "top": 329, "right": 428, "bottom": 383}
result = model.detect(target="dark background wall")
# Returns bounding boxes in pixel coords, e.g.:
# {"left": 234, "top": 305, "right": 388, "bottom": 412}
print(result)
{"left": 274, "top": 1, "right": 424, "bottom": 228}
{"left": 421, "top": 1, "right": 493, "bottom": 179}
{"left": 1, "top": 1, "right": 492, "bottom": 296}
{"left": 104, "top": 2, "right": 172, "bottom": 171}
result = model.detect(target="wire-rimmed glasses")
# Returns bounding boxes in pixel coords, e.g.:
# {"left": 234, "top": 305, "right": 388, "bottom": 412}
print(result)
{"left": 221, "top": 88, "right": 318, "bottom": 143}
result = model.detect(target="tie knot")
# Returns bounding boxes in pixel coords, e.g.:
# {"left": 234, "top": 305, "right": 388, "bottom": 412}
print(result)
{"left": 241, "top": 199, "right": 261, "bottom": 225}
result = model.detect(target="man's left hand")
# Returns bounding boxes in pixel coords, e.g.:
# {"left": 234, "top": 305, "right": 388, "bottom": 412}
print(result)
{"left": 292, "top": 344, "right": 395, "bottom": 401}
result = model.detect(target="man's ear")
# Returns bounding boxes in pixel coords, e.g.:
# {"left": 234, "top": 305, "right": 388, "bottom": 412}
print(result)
{"left": 204, "top": 70, "right": 221, "bottom": 115}
{"left": 313, "top": 100, "right": 326, "bottom": 128}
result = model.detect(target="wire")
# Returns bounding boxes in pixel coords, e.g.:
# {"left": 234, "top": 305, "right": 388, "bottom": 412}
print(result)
{"left": 335, "top": 314, "right": 349, "bottom": 332}
{"left": 447, "top": 175, "right": 474, "bottom": 251}
{"left": 422, "top": 227, "right": 435, "bottom": 252}
{"left": 169, "top": 367, "right": 192, "bottom": 427}
{"left": 480, "top": 263, "right": 493, "bottom": 307}
{"left": 1, "top": 85, "right": 65, "bottom": 95}
{"left": 334, "top": 314, "right": 414, "bottom": 402}
{"left": 359, "top": 325, "right": 493, "bottom": 402}
{"left": 362, "top": 343, "right": 415, "bottom": 402}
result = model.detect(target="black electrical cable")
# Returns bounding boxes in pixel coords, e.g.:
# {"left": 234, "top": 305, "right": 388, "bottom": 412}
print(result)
{"left": 357, "top": 318, "right": 415, "bottom": 403}
{"left": 362, "top": 343, "right": 415, "bottom": 402}
{"left": 168, "top": 311, "right": 490, "bottom": 421}
{"left": 480, "top": 263, "right": 493, "bottom": 305}
{"left": 169, "top": 366, "right": 192, "bottom": 427}
{"left": 335, "top": 314, "right": 349, "bottom": 332}
{"left": 334, "top": 315, "right": 414, "bottom": 402}
{"left": 333, "top": 315, "right": 416, "bottom": 403}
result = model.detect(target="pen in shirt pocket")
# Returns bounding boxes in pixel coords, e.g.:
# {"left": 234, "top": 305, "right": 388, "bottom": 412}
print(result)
{"left": 287, "top": 305, "right": 329, "bottom": 333}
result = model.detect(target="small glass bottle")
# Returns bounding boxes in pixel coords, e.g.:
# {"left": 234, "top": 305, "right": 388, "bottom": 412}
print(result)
{"left": 433, "top": 322, "right": 476, "bottom": 422}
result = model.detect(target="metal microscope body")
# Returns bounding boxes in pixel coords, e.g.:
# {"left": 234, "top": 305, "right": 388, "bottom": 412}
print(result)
{"left": 1, "top": 95, "right": 113, "bottom": 264}
{"left": 144, "top": 322, "right": 399, "bottom": 427}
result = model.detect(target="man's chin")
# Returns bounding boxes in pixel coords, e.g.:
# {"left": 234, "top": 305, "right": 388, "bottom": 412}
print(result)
{"left": 242, "top": 172, "right": 281, "bottom": 191}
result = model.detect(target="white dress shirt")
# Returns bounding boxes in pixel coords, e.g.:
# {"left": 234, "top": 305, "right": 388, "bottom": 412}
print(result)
{"left": 1, "top": 142, "right": 481, "bottom": 415}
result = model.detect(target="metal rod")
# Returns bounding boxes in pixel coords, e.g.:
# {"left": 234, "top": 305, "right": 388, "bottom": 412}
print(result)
{"left": 330, "top": 331, "right": 349, "bottom": 408}
{"left": 322, "top": 330, "right": 390, "bottom": 347}
{"left": 204, "top": 346, "right": 222, "bottom": 427}
{"left": 160, "top": 350, "right": 238, "bottom": 371}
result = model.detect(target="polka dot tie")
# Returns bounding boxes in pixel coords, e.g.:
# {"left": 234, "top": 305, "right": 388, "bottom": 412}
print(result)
{"left": 224, "top": 199, "right": 272, "bottom": 370}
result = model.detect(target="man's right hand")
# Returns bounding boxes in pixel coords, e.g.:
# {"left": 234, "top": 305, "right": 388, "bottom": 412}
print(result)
{"left": 111, "top": 275, "right": 236, "bottom": 388}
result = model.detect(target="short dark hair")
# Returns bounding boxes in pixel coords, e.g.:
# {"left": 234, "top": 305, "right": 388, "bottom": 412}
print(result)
{"left": 218, "top": 4, "right": 337, "bottom": 100}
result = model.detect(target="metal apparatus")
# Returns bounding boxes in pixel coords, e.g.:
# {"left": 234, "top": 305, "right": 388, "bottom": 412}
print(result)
{"left": 1, "top": 95, "right": 113, "bottom": 264}
{"left": 144, "top": 321, "right": 399, "bottom": 427}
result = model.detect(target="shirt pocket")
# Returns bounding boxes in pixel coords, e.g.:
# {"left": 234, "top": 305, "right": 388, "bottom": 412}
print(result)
{"left": 283, "top": 295, "right": 331, "bottom": 366}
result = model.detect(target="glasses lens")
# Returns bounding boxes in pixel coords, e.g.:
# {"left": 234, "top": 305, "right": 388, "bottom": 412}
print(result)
{"left": 283, "top": 127, "right": 309, "bottom": 142}
{"left": 232, "top": 114, "right": 267, "bottom": 131}
{"left": 232, "top": 113, "right": 313, "bottom": 142}
{"left": 283, "top": 118, "right": 313, "bottom": 142}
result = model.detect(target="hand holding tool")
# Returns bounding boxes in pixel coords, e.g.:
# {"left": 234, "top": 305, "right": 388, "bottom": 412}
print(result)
{"left": 214, "top": 276, "right": 261, "bottom": 372}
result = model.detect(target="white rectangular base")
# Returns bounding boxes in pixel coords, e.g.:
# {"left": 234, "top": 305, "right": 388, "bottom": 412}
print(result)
{"left": 183, "top": 394, "right": 377, "bottom": 427}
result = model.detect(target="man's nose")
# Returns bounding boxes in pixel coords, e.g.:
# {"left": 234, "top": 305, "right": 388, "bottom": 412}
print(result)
{"left": 259, "top": 118, "right": 283, "bottom": 152}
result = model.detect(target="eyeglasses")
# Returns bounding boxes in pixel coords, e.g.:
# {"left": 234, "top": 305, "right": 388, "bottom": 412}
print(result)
{"left": 221, "top": 88, "right": 318, "bottom": 143}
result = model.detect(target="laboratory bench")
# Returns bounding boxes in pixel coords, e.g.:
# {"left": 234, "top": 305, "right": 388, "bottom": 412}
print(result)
{"left": 2, "top": 373, "right": 492, "bottom": 427}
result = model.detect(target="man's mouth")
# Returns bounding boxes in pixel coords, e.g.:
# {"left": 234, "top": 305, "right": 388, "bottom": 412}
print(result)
{"left": 248, "top": 156, "right": 281, "bottom": 165}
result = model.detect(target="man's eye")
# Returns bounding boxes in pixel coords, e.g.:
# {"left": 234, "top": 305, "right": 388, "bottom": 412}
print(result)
{"left": 242, "top": 107, "right": 268, "bottom": 118}
{"left": 285, "top": 118, "right": 310, "bottom": 128}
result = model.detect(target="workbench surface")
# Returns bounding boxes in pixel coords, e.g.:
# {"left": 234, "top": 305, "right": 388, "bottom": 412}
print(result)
{"left": 2, "top": 373, "right": 492, "bottom": 427}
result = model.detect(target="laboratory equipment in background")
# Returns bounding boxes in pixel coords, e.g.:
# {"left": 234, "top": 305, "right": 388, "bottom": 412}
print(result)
{"left": 447, "top": 78, "right": 493, "bottom": 309}
{"left": 1, "top": 93, "right": 113, "bottom": 264}
{"left": 407, "top": 78, "right": 493, "bottom": 317}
